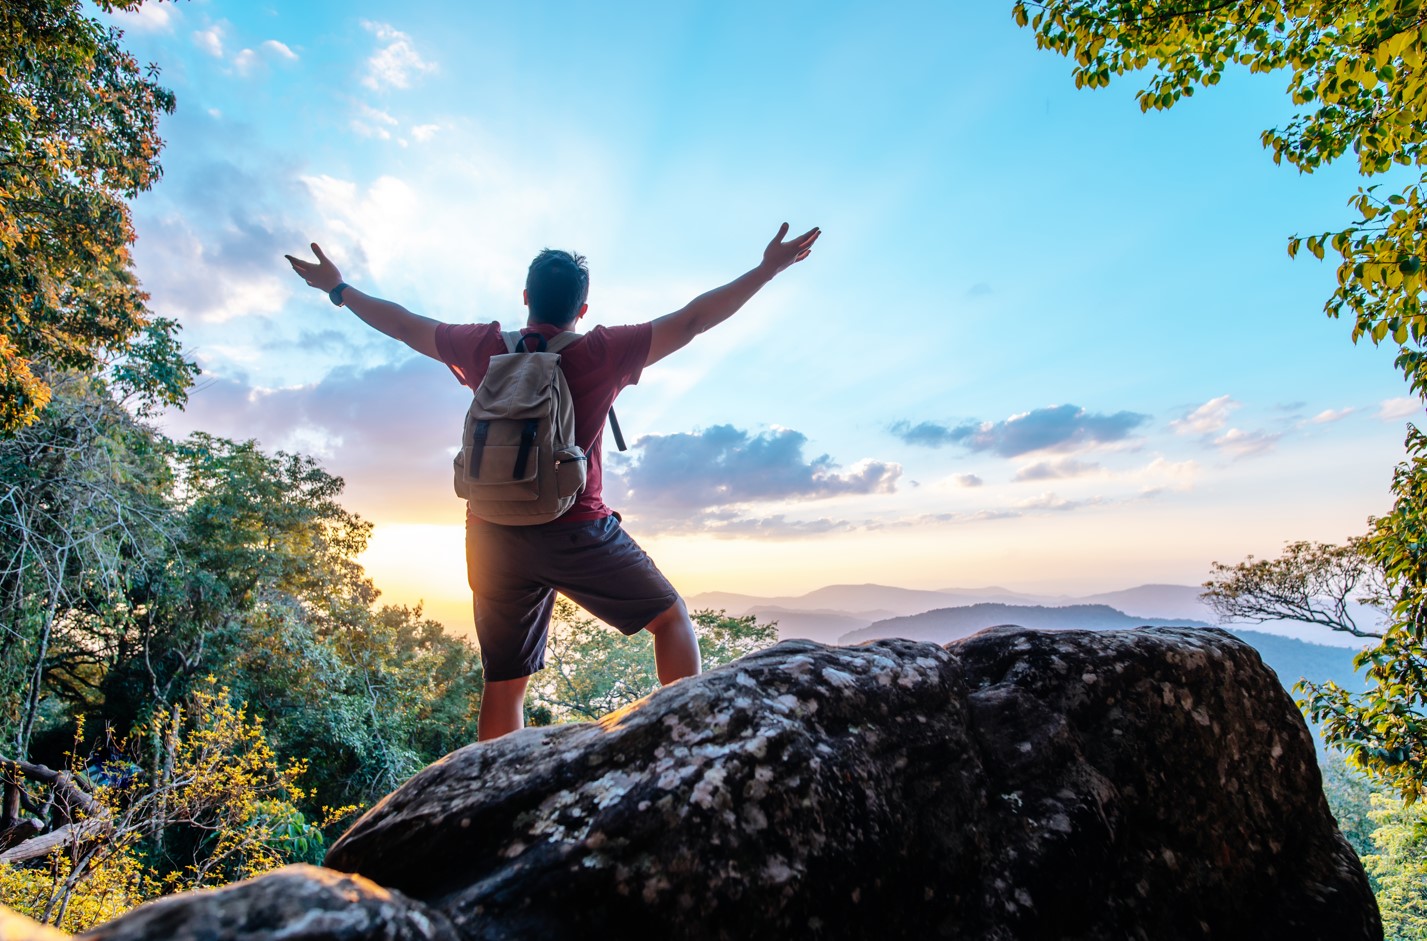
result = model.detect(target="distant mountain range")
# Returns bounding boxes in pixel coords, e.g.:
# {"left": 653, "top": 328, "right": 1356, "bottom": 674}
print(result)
{"left": 828, "top": 603, "right": 1363, "bottom": 698}
{"left": 686, "top": 582, "right": 1373, "bottom": 648}
{"left": 839, "top": 603, "right": 1212, "bottom": 646}
{"left": 686, "top": 584, "right": 1371, "bottom": 748}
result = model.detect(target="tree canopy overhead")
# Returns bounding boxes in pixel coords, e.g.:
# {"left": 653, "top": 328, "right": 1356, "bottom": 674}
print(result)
{"left": 0, "top": 0, "right": 193, "bottom": 432}
{"left": 1014, "top": 0, "right": 1427, "bottom": 388}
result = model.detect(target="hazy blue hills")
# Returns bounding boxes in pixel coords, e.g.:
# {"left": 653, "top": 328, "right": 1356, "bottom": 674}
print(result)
{"left": 1230, "top": 628, "right": 1367, "bottom": 695}
{"left": 835, "top": 602, "right": 1367, "bottom": 698}
{"left": 839, "top": 603, "right": 1213, "bottom": 645}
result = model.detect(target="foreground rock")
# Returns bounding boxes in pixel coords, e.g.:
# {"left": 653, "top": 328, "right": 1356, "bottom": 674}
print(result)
{"left": 324, "top": 627, "right": 1378, "bottom": 940}
{"left": 45, "top": 626, "right": 1378, "bottom": 940}
{"left": 0, "top": 906, "right": 69, "bottom": 941}
{"left": 78, "top": 865, "right": 457, "bottom": 941}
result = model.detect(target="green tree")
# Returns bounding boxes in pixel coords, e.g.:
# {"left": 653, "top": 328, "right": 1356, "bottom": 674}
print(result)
{"left": 527, "top": 601, "right": 778, "bottom": 723}
{"left": 1203, "top": 538, "right": 1387, "bottom": 639}
{"left": 132, "top": 434, "right": 483, "bottom": 810}
{"left": 1321, "top": 747, "right": 1427, "bottom": 938}
{"left": 0, "top": 0, "right": 195, "bottom": 432}
{"left": 1363, "top": 790, "right": 1427, "bottom": 939}
{"left": 0, "top": 372, "right": 173, "bottom": 758}
{"left": 0, "top": 374, "right": 485, "bottom": 865}
{"left": 1013, "top": 0, "right": 1427, "bottom": 800}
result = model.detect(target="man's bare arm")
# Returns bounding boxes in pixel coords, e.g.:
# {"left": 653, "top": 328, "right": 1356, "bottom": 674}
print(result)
{"left": 285, "top": 242, "right": 441, "bottom": 361}
{"left": 646, "top": 223, "right": 820, "bottom": 367}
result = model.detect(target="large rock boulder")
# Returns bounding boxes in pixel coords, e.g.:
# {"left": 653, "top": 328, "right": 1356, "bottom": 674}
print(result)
{"left": 50, "top": 626, "right": 1379, "bottom": 940}
{"left": 324, "top": 627, "right": 1378, "bottom": 940}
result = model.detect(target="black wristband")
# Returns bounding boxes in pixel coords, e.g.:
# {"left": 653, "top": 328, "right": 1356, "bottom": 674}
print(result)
{"left": 329, "top": 282, "right": 350, "bottom": 307}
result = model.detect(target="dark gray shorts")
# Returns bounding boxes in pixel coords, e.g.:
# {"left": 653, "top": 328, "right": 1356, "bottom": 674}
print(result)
{"left": 465, "top": 514, "right": 680, "bottom": 682}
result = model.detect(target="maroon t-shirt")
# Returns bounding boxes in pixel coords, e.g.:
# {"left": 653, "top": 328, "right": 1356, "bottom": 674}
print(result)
{"left": 434, "top": 320, "right": 651, "bottom": 524}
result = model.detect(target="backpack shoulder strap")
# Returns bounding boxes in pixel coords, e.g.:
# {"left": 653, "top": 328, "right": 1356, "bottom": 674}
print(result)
{"left": 502, "top": 330, "right": 583, "bottom": 354}
{"left": 545, "top": 331, "right": 582, "bottom": 354}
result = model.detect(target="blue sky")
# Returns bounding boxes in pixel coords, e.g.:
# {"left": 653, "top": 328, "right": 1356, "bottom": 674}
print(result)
{"left": 104, "top": 1, "right": 1418, "bottom": 629}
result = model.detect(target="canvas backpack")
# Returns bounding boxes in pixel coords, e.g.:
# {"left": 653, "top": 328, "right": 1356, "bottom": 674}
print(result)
{"left": 452, "top": 330, "right": 588, "bottom": 525}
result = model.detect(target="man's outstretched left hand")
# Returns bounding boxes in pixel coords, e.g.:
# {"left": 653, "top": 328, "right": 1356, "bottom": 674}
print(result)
{"left": 284, "top": 242, "right": 343, "bottom": 293}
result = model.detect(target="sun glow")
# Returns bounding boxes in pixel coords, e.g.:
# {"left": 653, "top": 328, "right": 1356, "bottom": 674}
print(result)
{"left": 359, "top": 523, "right": 471, "bottom": 634}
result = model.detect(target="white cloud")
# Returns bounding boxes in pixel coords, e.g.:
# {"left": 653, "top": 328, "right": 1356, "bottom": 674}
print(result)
{"left": 1013, "top": 457, "right": 1103, "bottom": 482}
{"left": 112, "top": 3, "right": 176, "bottom": 32}
{"left": 1130, "top": 457, "right": 1200, "bottom": 494}
{"left": 1014, "top": 492, "right": 1105, "bottom": 513}
{"left": 233, "top": 48, "right": 258, "bottom": 74}
{"left": 1212, "top": 427, "right": 1280, "bottom": 458}
{"left": 1379, "top": 397, "right": 1420, "bottom": 421}
{"left": 262, "top": 40, "right": 299, "bottom": 61}
{"left": 1171, "top": 395, "right": 1277, "bottom": 458}
{"left": 1308, "top": 407, "right": 1355, "bottom": 425}
{"left": 193, "top": 24, "right": 225, "bottom": 58}
{"left": 361, "top": 21, "right": 437, "bottom": 90}
{"left": 411, "top": 123, "right": 442, "bottom": 143}
{"left": 350, "top": 103, "right": 399, "bottom": 140}
{"left": 954, "top": 474, "right": 983, "bottom": 488}
{"left": 300, "top": 174, "right": 421, "bottom": 282}
{"left": 1172, "top": 394, "right": 1237, "bottom": 435}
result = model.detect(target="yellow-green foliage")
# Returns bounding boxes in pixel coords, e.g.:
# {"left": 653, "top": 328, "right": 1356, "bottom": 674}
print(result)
{"left": 0, "top": 679, "right": 351, "bottom": 933}
{"left": 0, "top": 842, "right": 149, "bottom": 935}
{"left": 1363, "top": 792, "right": 1427, "bottom": 940}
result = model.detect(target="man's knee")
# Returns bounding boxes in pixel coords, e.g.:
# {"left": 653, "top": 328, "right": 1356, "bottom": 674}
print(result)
{"left": 644, "top": 597, "right": 690, "bottom": 635}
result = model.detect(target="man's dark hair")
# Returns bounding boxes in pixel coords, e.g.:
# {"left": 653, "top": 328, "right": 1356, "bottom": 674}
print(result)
{"left": 526, "top": 249, "right": 590, "bottom": 326}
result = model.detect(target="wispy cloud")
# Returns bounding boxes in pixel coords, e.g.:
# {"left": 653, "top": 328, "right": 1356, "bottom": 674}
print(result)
{"left": 263, "top": 40, "right": 299, "bottom": 61}
{"left": 1173, "top": 395, "right": 1280, "bottom": 458}
{"left": 1012, "top": 457, "right": 1102, "bottom": 482}
{"left": 890, "top": 404, "right": 1148, "bottom": 457}
{"left": 1015, "top": 492, "right": 1105, "bottom": 512}
{"left": 1379, "top": 396, "right": 1420, "bottom": 421}
{"left": 1307, "top": 407, "right": 1355, "bottom": 425}
{"left": 361, "top": 21, "right": 437, "bottom": 90}
{"left": 113, "top": 3, "right": 176, "bottom": 32}
{"left": 1171, "top": 394, "right": 1237, "bottom": 435}
{"left": 193, "top": 24, "right": 225, "bottom": 58}
{"left": 351, "top": 103, "right": 400, "bottom": 140}
{"left": 235, "top": 40, "right": 300, "bottom": 75}
{"left": 1211, "top": 427, "right": 1280, "bottom": 458}
{"left": 698, "top": 515, "right": 855, "bottom": 538}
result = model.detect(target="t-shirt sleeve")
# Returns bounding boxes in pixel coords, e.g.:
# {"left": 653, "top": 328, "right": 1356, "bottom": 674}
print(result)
{"left": 599, "top": 323, "right": 652, "bottom": 389}
{"left": 435, "top": 322, "right": 500, "bottom": 388}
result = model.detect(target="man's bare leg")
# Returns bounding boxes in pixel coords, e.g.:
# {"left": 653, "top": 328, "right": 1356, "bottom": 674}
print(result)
{"left": 645, "top": 599, "right": 702, "bottom": 685}
{"left": 479, "top": 675, "right": 530, "bottom": 742}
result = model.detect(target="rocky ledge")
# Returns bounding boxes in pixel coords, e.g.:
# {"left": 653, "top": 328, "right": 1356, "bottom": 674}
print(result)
{"left": 43, "top": 627, "right": 1379, "bottom": 939}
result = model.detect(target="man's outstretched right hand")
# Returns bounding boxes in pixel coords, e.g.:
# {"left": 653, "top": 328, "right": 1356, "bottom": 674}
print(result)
{"left": 759, "top": 223, "right": 821, "bottom": 277}
{"left": 285, "top": 242, "right": 343, "bottom": 293}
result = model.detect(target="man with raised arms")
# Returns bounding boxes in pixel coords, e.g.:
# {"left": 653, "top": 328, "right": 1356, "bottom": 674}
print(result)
{"left": 286, "top": 223, "right": 820, "bottom": 740}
